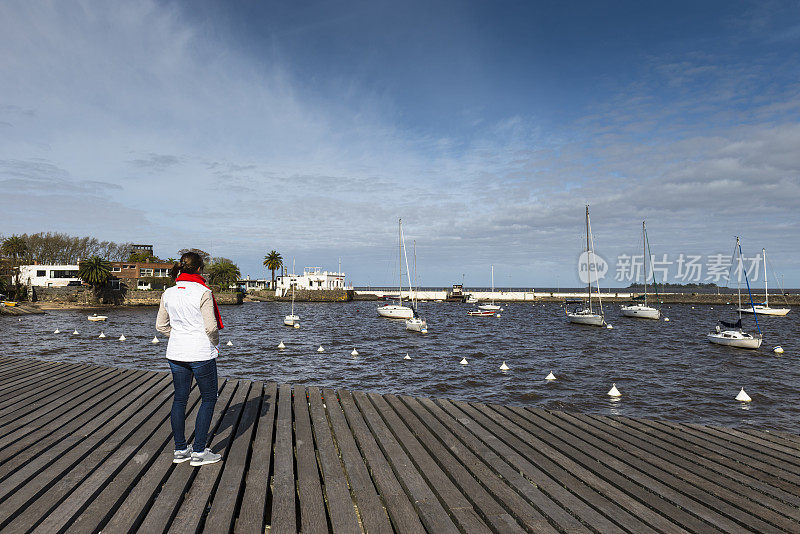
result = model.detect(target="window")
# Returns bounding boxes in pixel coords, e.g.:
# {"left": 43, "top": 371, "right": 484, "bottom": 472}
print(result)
{"left": 51, "top": 270, "right": 79, "bottom": 278}
{"left": 37, "top": 270, "right": 46, "bottom": 277}
{"left": 137, "top": 280, "right": 150, "bottom": 288}
{"left": 140, "top": 268, "right": 154, "bottom": 277}
{"left": 154, "top": 268, "right": 169, "bottom": 277}
{"left": 111, "top": 266, "right": 121, "bottom": 272}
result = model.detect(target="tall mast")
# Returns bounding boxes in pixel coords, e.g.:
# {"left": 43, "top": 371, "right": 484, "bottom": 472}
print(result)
{"left": 736, "top": 236, "right": 741, "bottom": 316}
{"left": 586, "top": 205, "right": 592, "bottom": 313}
{"left": 763, "top": 248, "right": 768, "bottom": 308}
{"left": 643, "top": 221, "right": 647, "bottom": 307}
{"left": 398, "top": 218, "right": 403, "bottom": 306}
{"left": 491, "top": 265, "right": 495, "bottom": 305}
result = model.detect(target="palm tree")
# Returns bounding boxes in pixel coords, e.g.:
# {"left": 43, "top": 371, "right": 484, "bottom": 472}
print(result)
{"left": 207, "top": 260, "right": 241, "bottom": 290}
{"left": 263, "top": 250, "right": 283, "bottom": 289}
{"left": 1, "top": 235, "right": 28, "bottom": 299}
{"left": 78, "top": 256, "right": 113, "bottom": 290}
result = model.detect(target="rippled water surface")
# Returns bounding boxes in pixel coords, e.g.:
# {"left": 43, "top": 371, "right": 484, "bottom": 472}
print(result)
{"left": 4, "top": 301, "right": 799, "bottom": 433}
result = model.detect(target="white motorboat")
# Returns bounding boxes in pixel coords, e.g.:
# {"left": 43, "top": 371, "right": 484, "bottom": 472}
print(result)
{"left": 478, "top": 265, "right": 502, "bottom": 311}
{"left": 87, "top": 314, "right": 108, "bottom": 322}
{"left": 405, "top": 240, "right": 428, "bottom": 333}
{"left": 283, "top": 283, "right": 299, "bottom": 326}
{"left": 737, "top": 248, "right": 790, "bottom": 316}
{"left": 468, "top": 309, "right": 496, "bottom": 317}
{"left": 378, "top": 218, "right": 414, "bottom": 320}
{"left": 465, "top": 295, "right": 477, "bottom": 304}
{"left": 620, "top": 221, "right": 661, "bottom": 320}
{"left": 708, "top": 237, "right": 764, "bottom": 350}
{"left": 567, "top": 205, "right": 606, "bottom": 327}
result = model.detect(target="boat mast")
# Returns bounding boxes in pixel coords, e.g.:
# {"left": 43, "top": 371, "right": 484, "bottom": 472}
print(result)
{"left": 586, "top": 205, "right": 592, "bottom": 313}
{"left": 763, "top": 248, "right": 768, "bottom": 308}
{"left": 642, "top": 221, "right": 647, "bottom": 308}
{"left": 736, "top": 236, "right": 742, "bottom": 317}
{"left": 398, "top": 218, "right": 403, "bottom": 306}
{"left": 491, "top": 265, "right": 495, "bottom": 305}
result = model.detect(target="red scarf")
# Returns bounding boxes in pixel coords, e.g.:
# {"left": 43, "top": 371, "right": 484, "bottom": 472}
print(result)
{"left": 176, "top": 273, "right": 224, "bottom": 329}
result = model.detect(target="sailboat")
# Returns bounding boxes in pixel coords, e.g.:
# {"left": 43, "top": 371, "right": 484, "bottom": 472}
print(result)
{"left": 708, "top": 237, "right": 762, "bottom": 349}
{"left": 377, "top": 219, "right": 415, "bottom": 319}
{"left": 405, "top": 241, "right": 428, "bottom": 333}
{"left": 621, "top": 221, "right": 661, "bottom": 320}
{"left": 478, "top": 265, "right": 502, "bottom": 311}
{"left": 567, "top": 205, "right": 606, "bottom": 326}
{"left": 737, "top": 248, "right": 790, "bottom": 316}
{"left": 283, "top": 283, "right": 299, "bottom": 326}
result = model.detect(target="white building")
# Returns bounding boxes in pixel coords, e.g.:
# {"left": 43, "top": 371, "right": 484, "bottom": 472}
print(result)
{"left": 275, "top": 267, "right": 348, "bottom": 295}
{"left": 19, "top": 265, "right": 82, "bottom": 287}
{"left": 237, "top": 276, "right": 269, "bottom": 291}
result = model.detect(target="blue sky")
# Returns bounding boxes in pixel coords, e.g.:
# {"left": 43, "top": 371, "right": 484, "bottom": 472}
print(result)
{"left": 1, "top": 0, "right": 799, "bottom": 287}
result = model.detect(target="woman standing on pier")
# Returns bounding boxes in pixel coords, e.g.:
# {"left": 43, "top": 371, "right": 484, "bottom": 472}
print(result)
{"left": 156, "top": 251, "right": 224, "bottom": 466}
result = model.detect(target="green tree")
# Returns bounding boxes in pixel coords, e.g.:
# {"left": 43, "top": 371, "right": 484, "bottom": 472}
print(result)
{"left": 207, "top": 258, "right": 241, "bottom": 290}
{"left": 79, "top": 256, "right": 113, "bottom": 290}
{"left": 1, "top": 235, "right": 28, "bottom": 299}
{"left": 263, "top": 250, "right": 283, "bottom": 289}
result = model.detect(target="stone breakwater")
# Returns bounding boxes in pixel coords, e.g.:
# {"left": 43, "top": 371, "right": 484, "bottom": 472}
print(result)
{"left": 245, "top": 289, "right": 352, "bottom": 302}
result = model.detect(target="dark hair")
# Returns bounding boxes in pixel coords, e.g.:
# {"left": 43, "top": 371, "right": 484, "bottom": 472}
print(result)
{"left": 170, "top": 251, "right": 204, "bottom": 279}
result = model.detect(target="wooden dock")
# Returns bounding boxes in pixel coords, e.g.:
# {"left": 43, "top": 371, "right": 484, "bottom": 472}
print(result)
{"left": 1, "top": 356, "right": 799, "bottom": 533}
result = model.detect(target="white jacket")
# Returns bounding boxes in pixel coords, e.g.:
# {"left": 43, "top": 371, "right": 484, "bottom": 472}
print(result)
{"left": 156, "top": 281, "right": 219, "bottom": 362}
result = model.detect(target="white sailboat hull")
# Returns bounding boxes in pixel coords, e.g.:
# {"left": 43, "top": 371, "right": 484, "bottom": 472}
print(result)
{"left": 405, "top": 318, "right": 427, "bottom": 333}
{"left": 736, "top": 305, "right": 790, "bottom": 316}
{"left": 707, "top": 331, "right": 762, "bottom": 349}
{"left": 283, "top": 314, "right": 299, "bottom": 326}
{"left": 620, "top": 305, "right": 660, "bottom": 320}
{"left": 478, "top": 304, "right": 501, "bottom": 311}
{"left": 377, "top": 304, "right": 414, "bottom": 319}
{"left": 567, "top": 311, "right": 605, "bottom": 326}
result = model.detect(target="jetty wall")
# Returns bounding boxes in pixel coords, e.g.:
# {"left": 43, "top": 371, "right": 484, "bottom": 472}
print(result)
{"left": 30, "top": 287, "right": 243, "bottom": 306}
{"left": 246, "top": 289, "right": 352, "bottom": 302}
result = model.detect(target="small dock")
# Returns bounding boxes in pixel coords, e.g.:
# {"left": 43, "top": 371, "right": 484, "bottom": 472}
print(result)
{"left": 1, "top": 356, "right": 799, "bottom": 533}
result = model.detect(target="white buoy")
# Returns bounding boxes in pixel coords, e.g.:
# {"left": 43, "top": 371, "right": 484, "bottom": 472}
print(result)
{"left": 774, "top": 346, "right": 784, "bottom": 354}
{"left": 496, "top": 314, "right": 502, "bottom": 317}
{"left": 293, "top": 323, "right": 300, "bottom": 329}
{"left": 152, "top": 336, "right": 159, "bottom": 344}
{"left": 54, "top": 329, "right": 60, "bottom": 334}
{"left": 545, "top": 371, "right": 556, "bottom": 381}
{"left": 72, "top": 330, "right": 79, "bottom": 335}
{"left": 119, "top": 335, "right": 126, "bottom": 341}
{"left": 351, "top": 348, "right": 359, "bottom": 356}
{"left": 607, "top": 383, "right": 621, "bottom": 397}
{"left": 499, "top": 361, "right": 510, "bottom": 371}
{"left": 317, "top": 345, "right": 325, "bottom": 353}
{"left": 736, "top": 387, "right": 752, "bottom": 402}
{"left": 404, "top": 353, "right": 411, "bottom": 360}
{"left": 226, "top": 340, "right": 233, "bottom": 346}
{"left": 664, "top": 317, "right": 670, "bottom": 322}
{"left": 606, "top": 324, "right": 613, "bottom": 329}
{"left": 691, "top": 306, "right": 695, "bottom": 309}
{"left": 710, "top": 307, "right": 714, "bottom": 310}
{"left": 278, "top": 341, "right": 285, "bottom": 349}
{"left": 99, "top": 332, "right": 106, "bottom": 338}
{"left": 460, "top": 357, "right": 468, "bottom": 365}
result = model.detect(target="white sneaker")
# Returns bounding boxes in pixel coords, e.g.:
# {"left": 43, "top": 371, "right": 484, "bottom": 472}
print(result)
{"left": 173, "top": 448, "right": 192, "bottom": 463}
{"left": 189, "top": 448, "right": 222, "bottom": 466}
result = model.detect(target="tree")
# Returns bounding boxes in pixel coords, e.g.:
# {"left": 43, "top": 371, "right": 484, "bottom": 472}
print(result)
{"left": 78, "top": 257, "right": 113, "bottom": 290}
{"left": 1, "top": 235, "right": 28, "bottom": 299}
{"left": 178, "top": 248, "right": 211, "bottom": 264}
{"left": 263, "top": 250, "right": 283, "bottom": 289}
{"left": 207, "top": 258, "right": 241, "bottom": 290}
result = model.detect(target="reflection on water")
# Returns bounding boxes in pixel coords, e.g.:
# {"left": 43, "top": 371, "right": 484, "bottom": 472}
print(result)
{"left": 3, "top": 301, "right": 799, "bottom": 433}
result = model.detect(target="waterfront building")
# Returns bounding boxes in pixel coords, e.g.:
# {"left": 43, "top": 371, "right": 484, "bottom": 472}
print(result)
{"left": 237, "top": 276, "right": 269, "bottom": 292}
{"left": 18, "top": 264, "right": 81, "bottom": 287}
{"left": 275, "top": 266, "right": 348, "bottom": 295}
{"left": 110, "top": 261, "right": 173, "bottom": 289}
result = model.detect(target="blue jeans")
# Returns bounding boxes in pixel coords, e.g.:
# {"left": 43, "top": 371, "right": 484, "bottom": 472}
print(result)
{"left": 168, "top": 359, "right": 218, "bottom": 453}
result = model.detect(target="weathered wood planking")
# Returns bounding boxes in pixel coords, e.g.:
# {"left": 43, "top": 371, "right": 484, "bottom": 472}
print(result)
{"left": 1, "top": 355, "right": 799, "bottom": 533}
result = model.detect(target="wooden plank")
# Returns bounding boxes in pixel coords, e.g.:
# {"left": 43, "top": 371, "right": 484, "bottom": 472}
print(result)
{"left": 337, "top": 389, "right": 425, "bottom": 533}
{"left": 306, "top": 386, "right": 361, "bottom": 534}
{"left": 134, "top": 378, "right": 240, "bottom": 533}
{"left": 0, "top": 364, "right": 90, "bottom": 414}
{"left": 10, "top": 374, "right": 174, "bottom": 533}
{"left": 572, "top": 411, "right": 800, "bottom": 511}
{"left": 0, "top": 365, "right": 120, "bottom": 431}
{"left": 292, "top": 385, "right": 329, "bottom": 533}
{"left": 0, "top": 372, "right": 170, "bottom": 530}
{"left": 400, "top": 395, "right": 575, "bottom": 534}
{"left": 0, "top": 370, "right": 153, "bottom": 492}
{"left": 322, "top": 387, "right": 393, "bottom": 534}
{"left": 168, "top": 380, "right": 254, "bottom": 534}
{"left": 270, "top": 382, "right": 296, "bottom": 533}
{"left": 433, "top": 398, "right": 628, "bottom": 533}
{"left": 706, "top": 425, "right": 800, "bottom": 467}
{"left": 234, "top": 382, "right": 277, "bottom": 534}
{"left": 0, "top": 362, "right": 73, "bottom": 396}
{"left": 0, "top": 370, "right": 153, "bottom": 476}
{"left": 54, "top": 385, "right": 203, "bottom": 533}
{"left": 369, "top": 392, "right": 497, "bottom": 534}
{"left": 100, "top": 379, "right": 227, "bottom": 533}
{"left": 353, "top": 390, "right": 460, "bottom": 534}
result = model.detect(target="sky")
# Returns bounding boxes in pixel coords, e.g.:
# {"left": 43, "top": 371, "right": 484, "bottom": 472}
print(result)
{"left": 1, "top": 0, "right": 799, "bottom": 287}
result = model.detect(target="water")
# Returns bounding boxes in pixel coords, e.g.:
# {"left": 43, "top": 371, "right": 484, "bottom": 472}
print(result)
{"left": 3, "top": 301, "right": 799, "bottom": 433}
